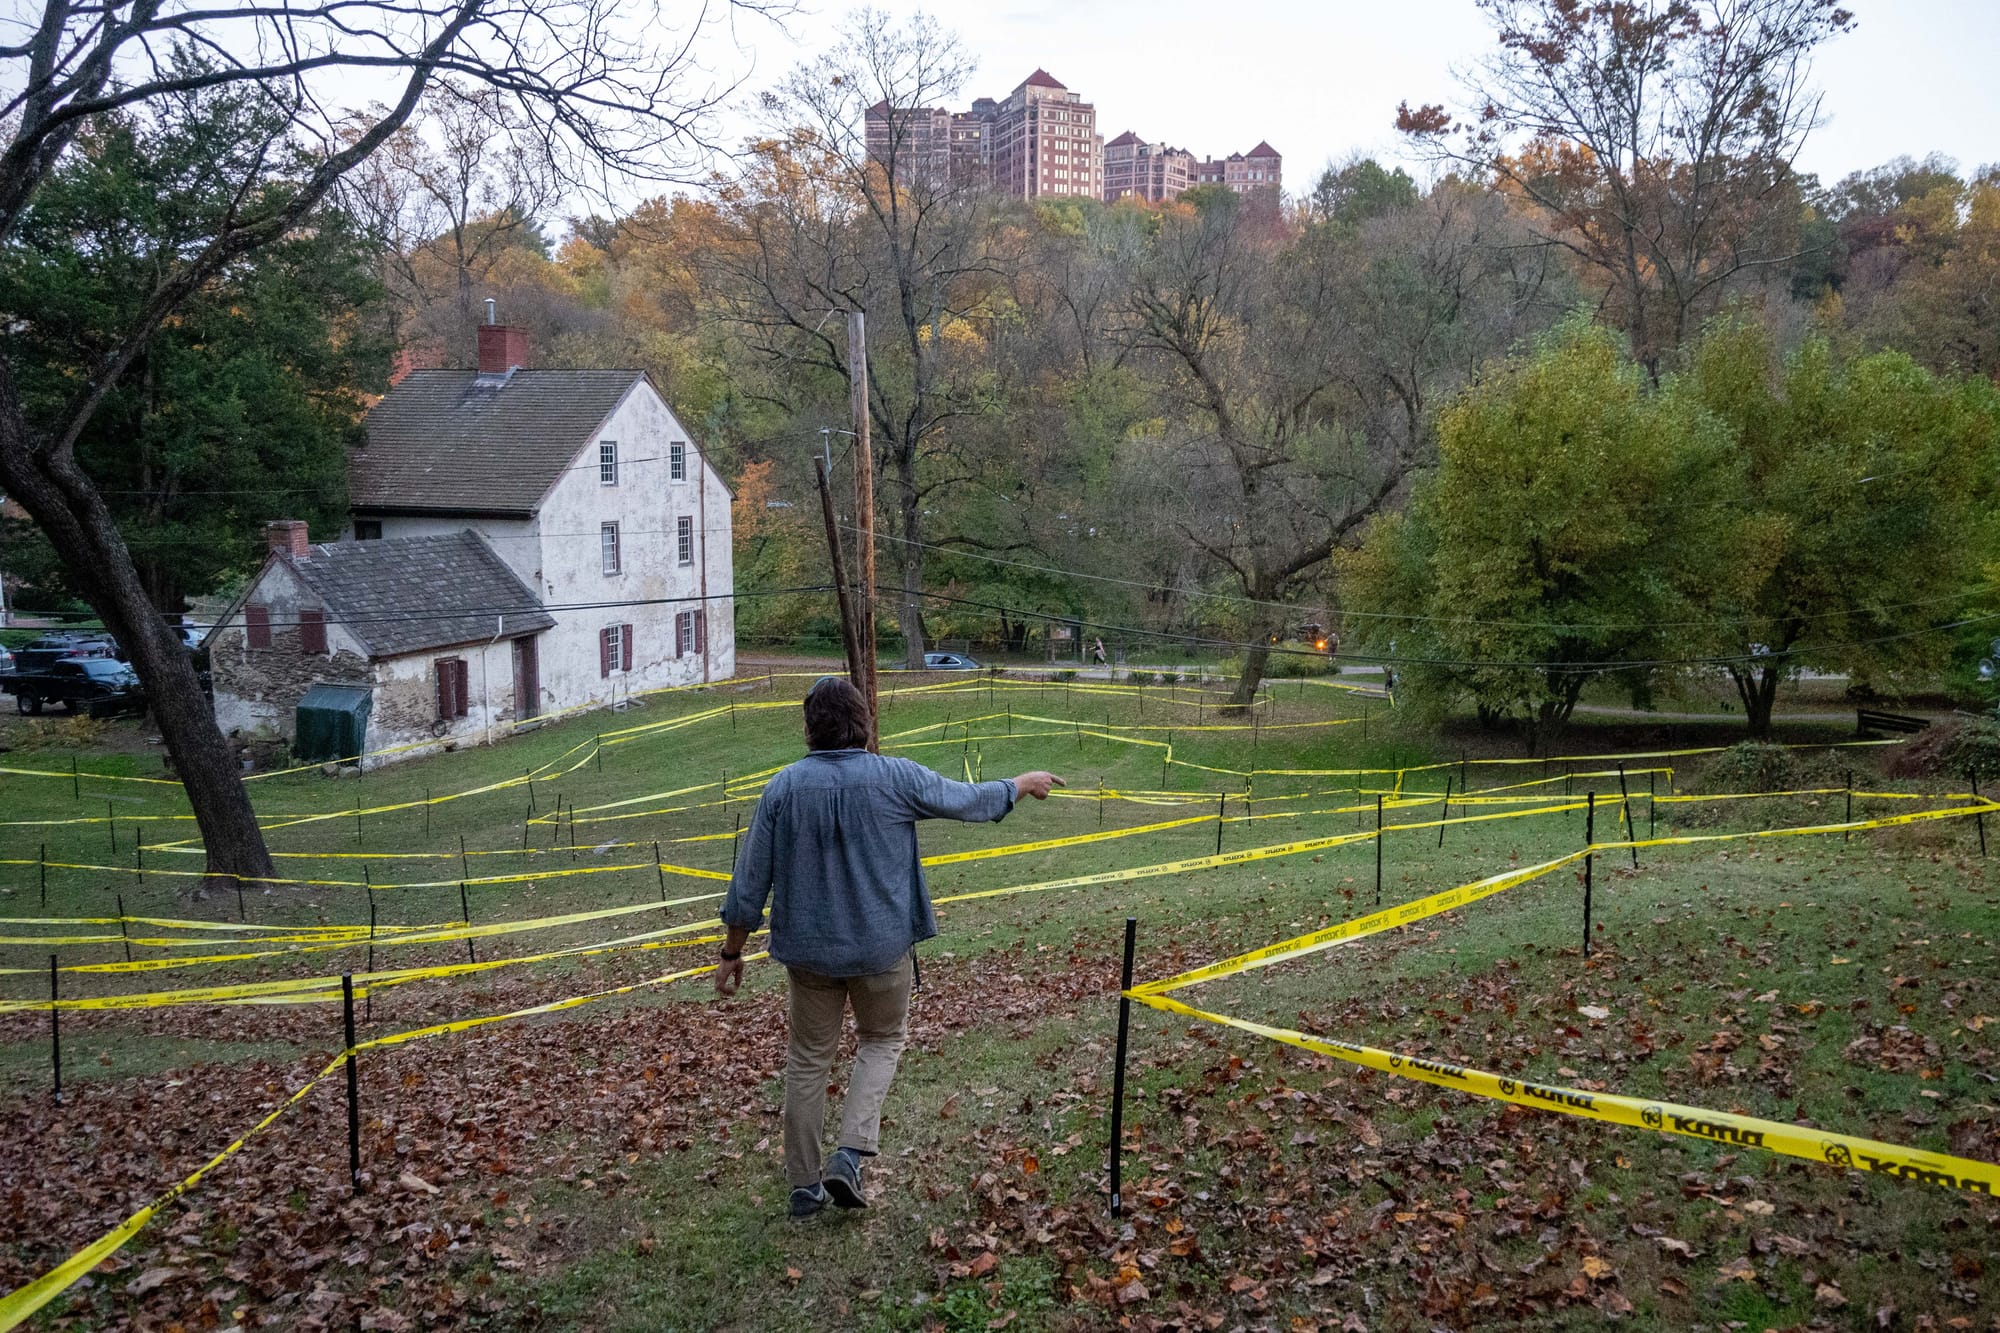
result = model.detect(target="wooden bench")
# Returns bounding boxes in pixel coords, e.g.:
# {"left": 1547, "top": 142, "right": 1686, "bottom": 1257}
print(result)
{"left": 1856, "top": 708, "right": 1930, "bottom": 737}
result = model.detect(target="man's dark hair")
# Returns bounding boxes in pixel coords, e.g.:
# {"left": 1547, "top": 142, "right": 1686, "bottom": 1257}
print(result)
{"left": 804, "top": 677, "right": 872, "bottom": 750}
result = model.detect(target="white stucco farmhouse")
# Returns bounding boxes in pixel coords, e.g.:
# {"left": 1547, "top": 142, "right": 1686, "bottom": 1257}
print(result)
{"left": 206, "top": 322, "right": 734, "bottom": 766}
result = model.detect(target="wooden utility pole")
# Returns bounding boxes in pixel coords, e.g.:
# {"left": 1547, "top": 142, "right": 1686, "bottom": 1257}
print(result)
{"left": 848, "top": 310, "right": 880, "bottom": 751}
{"left": 815, "top": 456, "right": 866, "bottom": 697}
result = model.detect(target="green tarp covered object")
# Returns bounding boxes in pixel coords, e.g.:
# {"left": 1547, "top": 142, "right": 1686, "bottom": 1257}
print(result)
{"left": 294, "top": 683, "right": 371, "bottom": 764}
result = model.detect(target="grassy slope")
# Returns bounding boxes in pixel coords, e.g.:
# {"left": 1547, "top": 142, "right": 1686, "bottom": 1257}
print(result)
{"left": 1, "top": 676, "right": 1996, "bottom": 1330}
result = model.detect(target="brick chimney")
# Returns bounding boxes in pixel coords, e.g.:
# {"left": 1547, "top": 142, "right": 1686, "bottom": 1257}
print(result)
{"left": 266, "top": 520, "right": 310, "bottom": 558}
{"left": 477, "top": 323, "right": 530, "bottom": 375}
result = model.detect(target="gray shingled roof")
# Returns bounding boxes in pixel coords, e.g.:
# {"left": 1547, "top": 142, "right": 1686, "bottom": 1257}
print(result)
{"left": 286, "top": 531, "right": 554, "bottom": 657}
{"left": 351, "top": 369, "right": 643, "bottom": 516}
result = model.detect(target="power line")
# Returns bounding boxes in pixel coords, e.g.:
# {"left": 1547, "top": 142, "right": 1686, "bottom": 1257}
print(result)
{"left": 845, "top": 523, "right": 1996, "bottom": 636}
{"left": 891, "top": 585, "right": 2000, "bottom": 673}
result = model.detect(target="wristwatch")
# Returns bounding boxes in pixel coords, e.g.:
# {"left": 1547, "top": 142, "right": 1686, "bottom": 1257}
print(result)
{"left": 719, "top": 946, "right": 742, "bottom": 961}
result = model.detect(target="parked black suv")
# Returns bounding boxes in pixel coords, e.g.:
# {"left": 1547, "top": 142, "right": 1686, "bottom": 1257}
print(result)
{"left": 5, "top": 657, "right": 146, "bottom": 717}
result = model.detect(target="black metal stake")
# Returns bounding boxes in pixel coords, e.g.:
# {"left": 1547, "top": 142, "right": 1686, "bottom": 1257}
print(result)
{"left": 1974, "top": 772, "right": 1987, "bottom": 859}
{"left": 595, "top": 734, "right": 604, "bottom": 773}
{"left": 1437, "top": 777, "right": 1452, "bottom": 849}
{"left": 527, "top": 771, "right": 537, "bottom": 815}
{"left": 1098, "top": 778, "right": 1106, "bottom": 829}
{"left": 135, "top": 843, "right": 144, "bottom": 887}
{"left": 235, "top": 872, "right": 246, "bottom": 922}
{"left": 1649, "top": 771, "right": 1657, "bottom": 839}
{"left": 115, "top": 893, "right": 131, "bottom": 963}
{"left": 459, "top": 882, "right": 475, "bottom": 963}
{"left": 1108, "top": 917, "right": 1137, "bottom": 1217}
{"left": 1845, "top": 770, "right": 1854, "bottom": 843}
{"left": 1583, "top": 793, "right": 1596, "bottom": 958}
{"left": 654, "top": 840, "right": 668, "bottom": 910}
{"left": 459, "top": 834, "right": 469, "bottom": 882}
{"left": 342, "top": 974, "right": 362, "bottom": 1193}
{"left": 731, "top": 813, "right": 742, "bottom": 874}
{"left": 50, "top": 955, "right": 61, "bottom": 1103}
{"left": 354, "top": 792, "right": 362, "bottom": 845}
{"left": 107, "top": 802, "right": 115, "bottom": 854}
{"left": 1617, "top": 763, "right": 1638, "bottom": 869}
{"left": 1375, "top": 795, "right": 1384, "bottom": 908}
{"left": 1215, "top": 794, "right": 1226, "bottom": 856}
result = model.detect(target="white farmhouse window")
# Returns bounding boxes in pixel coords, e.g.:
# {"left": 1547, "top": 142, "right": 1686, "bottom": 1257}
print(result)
{"left": 601, "top": 521, "right": 622, "bottom": 574}
{"left": 669, "top": 441, "right": 687, "bottom": 481}
{"left": 676, "top": 515, "right": 694, "bottom": 566}
{"left": 599, "top": 440, "right": 618, "bottom": 485}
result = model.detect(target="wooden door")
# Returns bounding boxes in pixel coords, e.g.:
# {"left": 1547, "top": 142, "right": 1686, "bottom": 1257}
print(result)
{"left": 513, "top": 636, "right": 540, "bottom": 720}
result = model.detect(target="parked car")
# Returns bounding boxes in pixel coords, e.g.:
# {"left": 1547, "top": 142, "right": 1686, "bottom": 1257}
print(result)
{"left": 5, "top": 658, "right": 146, "bottom": 717}
{"left": 0, "top": 644, "right": 13, "bottom": 675}
{"left": 12, "top": 634, "right": 119, "bottom": 674}
{"left": 924, "top": 651, "right": 982, "bottom": 670}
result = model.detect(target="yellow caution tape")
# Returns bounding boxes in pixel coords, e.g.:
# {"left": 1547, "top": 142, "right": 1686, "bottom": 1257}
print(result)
{"left": 0, "top": 906, "right": 734, "bottom": 1012}
{"left": 1132, "top": 991, "right": 2000, "bottom": 1196}
{"left": 1141, "top": 799, "right": 1997, "bottom": 997}
{"left": 13, "top": 894, "right": 729, "bottom": 978}
{"left": 0, "top": 1050, "right": 347, "bottom": 1330}
{"left": 921, "top": 815, "right": 1216, "bottom": 867}
{"left": 0, "top": 948, "right": 763, "bottom": 1329}
{"left": 0, "top": 765, "right": 184, "bottom": 787}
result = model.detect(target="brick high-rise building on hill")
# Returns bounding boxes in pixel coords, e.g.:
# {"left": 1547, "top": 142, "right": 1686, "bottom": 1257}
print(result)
{"left": 985, "top": 69, "right": 1102, "bottom": 200}
{"left": 1103, "top": 132, "right": 1194, "bottom": 203}
{"left": 862, "top": 71, "right": 1275, "bottom": 208}
{"left": 863, "top": 101, "right": 954, "bottom": 188}
{"left": 1193, "top": 141, "right": 1283, "bottom": 195}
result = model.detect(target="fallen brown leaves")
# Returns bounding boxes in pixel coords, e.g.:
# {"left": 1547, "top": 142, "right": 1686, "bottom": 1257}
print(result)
{"left": 4, "top": 894, "right": 2000, "bottom": 1331}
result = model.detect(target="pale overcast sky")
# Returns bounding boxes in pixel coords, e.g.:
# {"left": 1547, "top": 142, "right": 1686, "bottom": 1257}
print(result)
{"left": 709, "top": 0, "right": 1998, "bottom": 188}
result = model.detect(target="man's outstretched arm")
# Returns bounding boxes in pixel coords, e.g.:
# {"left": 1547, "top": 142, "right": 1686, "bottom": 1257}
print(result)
{"left": 896, "top": 759, "right": 1065, "bottom": 822}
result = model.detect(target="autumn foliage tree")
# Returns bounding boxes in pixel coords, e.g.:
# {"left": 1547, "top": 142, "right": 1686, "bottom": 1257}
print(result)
{"left": 0, "top": 0, "right": 764, "bottom": 887}
{"left": 1343, "top": 318, "right": 1754, "bottom": 734}
{"left": 1398, "top": 0, "right": 1855, "bottom": 376}
{"left": 1681, "top": 318, "right": 2000, "bottom": 733}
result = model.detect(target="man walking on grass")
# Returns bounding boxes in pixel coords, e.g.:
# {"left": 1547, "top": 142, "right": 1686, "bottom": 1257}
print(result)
{"left": 714, "top": 677, "right": 1064, "bottom": 1218}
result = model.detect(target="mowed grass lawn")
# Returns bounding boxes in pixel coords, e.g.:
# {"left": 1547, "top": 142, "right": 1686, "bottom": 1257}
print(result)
{"left": 1, "top": 673, "right": 1996, "bottom": 1331}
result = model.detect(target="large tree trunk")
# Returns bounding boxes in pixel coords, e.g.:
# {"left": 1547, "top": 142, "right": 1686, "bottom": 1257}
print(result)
{"left": 1729, "top": 665, "right": 1783, "bottom": 739}
{"left": 0, "top": 363, "right": 274, "bottom": 889}
{"left": 1230, "top": 613, "right": 1282, "bottom": 707}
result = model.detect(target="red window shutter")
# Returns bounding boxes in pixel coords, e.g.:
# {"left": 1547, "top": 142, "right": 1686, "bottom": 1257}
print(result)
{"left": 695, "top": 609, "right": 707, "bottom": 655}
{"left": 299, "top": 609, "right": 326, "bottom": 655}
{"left": 455, "top": 660, "right": 470, "bottom": 718}
{"left": 621, "top": 623, "right": 634, "bottom": 672}
{"left": 435, "top": 658, "right": 454, "bottom": 719}
{"left": 246, "top": 604, "right": 271, "bottom": 649}
{"left": 599, "top": 628, "right": 611, "bottom": 678}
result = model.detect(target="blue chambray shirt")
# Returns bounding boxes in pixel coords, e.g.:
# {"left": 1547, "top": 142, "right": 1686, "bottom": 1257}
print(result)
{"left": 721, "top": 749, "right": 1018, "bottom": 977}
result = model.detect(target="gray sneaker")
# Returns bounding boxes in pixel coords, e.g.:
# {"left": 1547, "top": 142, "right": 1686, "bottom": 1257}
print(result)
{"left": 822, "top": 1147, "right": 868, "bottom": 1209}
{"left": 789, "top": 1183, "right": 827, "bottom": 1218}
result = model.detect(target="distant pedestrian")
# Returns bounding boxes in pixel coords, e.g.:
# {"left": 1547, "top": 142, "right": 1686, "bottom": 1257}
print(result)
{"left": 715, "top": 677, "right": 1065, "bottom": 1217}
{"left": 1092, "top": 637, "right": 1107, "bottom": 665}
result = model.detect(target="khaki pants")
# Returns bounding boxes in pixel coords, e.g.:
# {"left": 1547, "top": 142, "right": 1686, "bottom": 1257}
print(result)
{"left": 783, "top": 955, "right": 913, "bottom": 1189}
